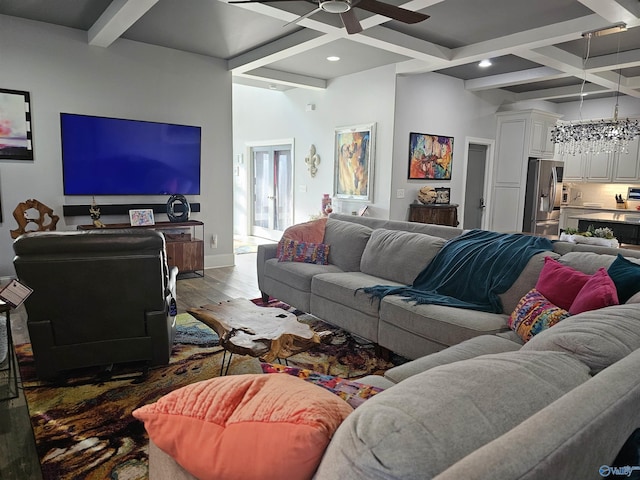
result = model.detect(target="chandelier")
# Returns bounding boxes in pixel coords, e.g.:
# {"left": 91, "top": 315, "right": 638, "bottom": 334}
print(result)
{"left": 550, "top": 25, "right": 640, "bottom": 156}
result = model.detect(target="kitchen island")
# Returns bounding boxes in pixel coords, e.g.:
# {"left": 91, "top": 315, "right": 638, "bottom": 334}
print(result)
{"left": 568, "top": 211, "right": 640, "bottom": 245}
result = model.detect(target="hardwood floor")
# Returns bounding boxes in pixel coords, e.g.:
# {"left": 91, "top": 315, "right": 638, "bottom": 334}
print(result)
{"left": 0, "top": 252, "right": 262, "bottom": 480}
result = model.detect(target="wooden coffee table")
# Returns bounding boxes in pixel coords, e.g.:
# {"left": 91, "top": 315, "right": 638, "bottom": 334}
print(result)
{"left": 187, "top": 298, "right": 332, "bottom": 375}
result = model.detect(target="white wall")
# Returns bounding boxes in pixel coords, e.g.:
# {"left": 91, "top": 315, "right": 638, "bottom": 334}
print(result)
{"left": 390, "top": 72, "right": 503, "bottom": 220}
{"left": 0, "top": 15, "right": 233, "bottom": 276}
{"left": 232, "top": 64, "right": 397, "bottom": 234}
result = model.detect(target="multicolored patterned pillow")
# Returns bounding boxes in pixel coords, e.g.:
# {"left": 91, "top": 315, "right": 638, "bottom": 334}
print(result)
{"left": 261, "top": 362, "right": 383, "bottom": 408}
{"left": 508, "top": 288, "right": 571, "bottom": 342}
{"left": 277, "top": 238, "right": 330, "bottom": 265}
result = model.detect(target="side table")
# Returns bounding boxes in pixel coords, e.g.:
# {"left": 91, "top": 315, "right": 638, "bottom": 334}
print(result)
{"left": 0, "top": 301, "right": 18, "bottom": 401}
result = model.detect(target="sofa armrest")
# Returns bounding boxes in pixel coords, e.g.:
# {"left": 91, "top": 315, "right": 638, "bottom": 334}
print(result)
{"left": 257, "top": 243, "right": 278, "bottom": 292}
{"left": 384, "top": 335, "right": 522, "bottom": 384}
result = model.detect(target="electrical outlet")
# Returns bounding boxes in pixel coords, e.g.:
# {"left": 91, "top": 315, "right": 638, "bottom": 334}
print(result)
{"left": 397, "top": 189, "right": 405, "bottom": 199}
{"left": 211, "top": 234, "right": 218, "bottom": 248}
{"left": 577, "top": 191, "right": 583, "bottom": 199}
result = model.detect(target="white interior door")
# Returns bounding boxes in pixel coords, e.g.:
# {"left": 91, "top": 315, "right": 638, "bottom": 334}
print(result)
{"left": 463, "top": 144, "right": 488, "bottom": 229}
{"left": 251, "top": 144, "right": 293, "bottom": 240}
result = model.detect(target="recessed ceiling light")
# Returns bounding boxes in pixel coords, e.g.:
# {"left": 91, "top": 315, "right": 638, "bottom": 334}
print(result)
{"left": 268, "top": 84, "right": 278, "bottom": 90}
{"left": 327, "top": 56, "right": 340, "bottom": 62}
{"left": 478, "top": 59, "right": 492, "bottom": 68}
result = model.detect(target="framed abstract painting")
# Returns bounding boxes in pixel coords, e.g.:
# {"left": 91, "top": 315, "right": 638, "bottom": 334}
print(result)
{"left": 334, "top": 123, "right": 376, "bottom": 201}
{"left": 0, "top": 88, "right": 34, "bottom": 161}
{"left": 408, "top": 132, "right": 453, "bottom": 180}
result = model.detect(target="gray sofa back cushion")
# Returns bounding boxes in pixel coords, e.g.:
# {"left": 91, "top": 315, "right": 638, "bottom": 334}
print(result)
{"left": 315, "top": 351, "right": 590, "bottom": 480}
{"left": 360, "top": 229, "right": 446, "bottom": 285}
{"left": 323, "top": 218, "right": 372, "bottom": 272}
{"left": 521, "top": 303, "right": 640, "bottom": 374}
{"left": 498, "top": 251, "right": 559, "bottom": 314}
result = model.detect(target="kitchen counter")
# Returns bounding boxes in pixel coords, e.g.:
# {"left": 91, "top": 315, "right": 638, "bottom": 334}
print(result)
{"left": 568, "top": 212, "right": 640, "bottom": 224}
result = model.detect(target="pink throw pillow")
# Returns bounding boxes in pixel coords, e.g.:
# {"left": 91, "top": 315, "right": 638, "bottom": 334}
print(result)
{"left": 569, "top": 268, "right": 619, "bottom": 315}
{"left": 535, "top": 257, "right": 590, "bottom": 311}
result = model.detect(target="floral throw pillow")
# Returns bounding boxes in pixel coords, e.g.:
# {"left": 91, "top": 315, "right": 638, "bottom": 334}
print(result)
{"left": 509, "top": 288, "right": 571, "bottom": 342}
{"left": 277, "top": 238, "right": 330, "bottom": 265}
{"left": 261, "top": 362, "right": 383, "bottom": 408}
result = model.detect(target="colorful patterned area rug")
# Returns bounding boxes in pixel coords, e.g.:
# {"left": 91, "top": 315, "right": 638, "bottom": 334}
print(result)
{"left": 16, "top": 299, "right": 403, "bottom": 480}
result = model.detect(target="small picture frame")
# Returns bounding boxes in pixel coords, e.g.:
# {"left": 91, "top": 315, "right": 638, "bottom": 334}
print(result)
{"left": 129, "top": 208, "right": 155, "bottom": 226}
{"left": 435, "top": 187, "right": 451, "bottom": 204}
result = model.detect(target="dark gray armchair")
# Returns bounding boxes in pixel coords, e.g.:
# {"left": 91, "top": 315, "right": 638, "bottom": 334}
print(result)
{"left": 13, "top": 229, "right": 178, "bottom": 380}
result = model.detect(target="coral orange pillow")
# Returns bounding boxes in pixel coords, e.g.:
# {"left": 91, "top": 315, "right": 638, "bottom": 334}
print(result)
{"left": 569, "top": 268, "right": 619, "bottom": 315}
{"left": 133, "top": 374, "right": 352, "bottom": 480}
{"left": 535, "top": 257, "right": 590, "bottom": 311}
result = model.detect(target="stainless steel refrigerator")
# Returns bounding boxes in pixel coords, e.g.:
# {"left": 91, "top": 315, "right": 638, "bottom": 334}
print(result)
{"left": 522, "top": 158, "right": 564, "bottom": 236}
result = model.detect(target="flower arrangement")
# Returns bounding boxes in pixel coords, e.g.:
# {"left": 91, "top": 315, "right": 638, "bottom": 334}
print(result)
{"left": 560, "top": 225, "right": 618, "bottom": 247}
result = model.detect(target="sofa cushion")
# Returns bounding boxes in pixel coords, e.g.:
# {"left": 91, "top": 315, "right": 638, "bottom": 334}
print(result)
{"left": 383, "top": 334, "right": 522, "bottom": 383}
{"left": 558, "top": 251, "right": 617, "bottom": 273}
{"left": 522, "top": 303, "right": 640, "bottom": 374}
{"left": 498, "top": 251, "right": 558, "bottom": 314}
{"left": 314, "top": 351, "right": 591, "bottom": 480}
{"left": 264, "top": 258, "right": 342, "bottom": 293}
{"left": 323, "top": 218, "right": 372, "bottom": 272}
{"left": 379, "top": 296, "right": 510, "bottom": 348}
{"left": 607, "top": 254, "right": 640, "bottom": 303}
{"left": 312, "top": 272, "right": 404, "bottom": 317}
{"left": 508, "top": 288, "right": 571, "bottom": 342}
{"left": 360, "top": 229, "right": 445, "bottom": 285}
{"left": 133, "top": 373, "right": 353, "bottom": 480}
{"left": 568, "top": 268, "right": 618, "bottom": 315}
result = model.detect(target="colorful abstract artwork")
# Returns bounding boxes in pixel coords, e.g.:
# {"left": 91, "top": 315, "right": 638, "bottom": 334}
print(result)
{"left": 334, "top": 123, "right": 376, "bottom": 201}
{"left": 408, "top": 132, "right": 453, "bottom": 180}
{"left": 0, "top": 88, "right": 33, "bottom": 161}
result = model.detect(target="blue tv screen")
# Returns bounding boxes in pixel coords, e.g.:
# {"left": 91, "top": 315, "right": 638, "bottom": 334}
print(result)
{"left": 61, "top": 113, "right": 201, "bottom": 195}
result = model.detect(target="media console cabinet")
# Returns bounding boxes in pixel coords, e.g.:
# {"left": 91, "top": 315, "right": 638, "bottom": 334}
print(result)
{"left": 77, "top": 221, "right": 205, "bottom": 277}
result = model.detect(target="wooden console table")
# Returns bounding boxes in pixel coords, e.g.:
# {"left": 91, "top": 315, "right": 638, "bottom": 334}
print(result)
{"left": 409, "top": 203, "right": 459, "bottom": 227}
{"left": 77, "top": 221, "right": 205, "bottom": 276}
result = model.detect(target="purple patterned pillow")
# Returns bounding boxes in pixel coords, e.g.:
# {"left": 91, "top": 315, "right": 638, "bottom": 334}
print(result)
{"left": 508, "top": 288, "right": 571, "bottom": 342}
{"left": 277, "top": 239, "right": 330, "bottom": 265}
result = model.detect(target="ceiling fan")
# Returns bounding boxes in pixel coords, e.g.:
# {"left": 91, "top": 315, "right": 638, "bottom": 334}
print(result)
{"left": 228, "top": 0, "right": 430, "bottom": 34}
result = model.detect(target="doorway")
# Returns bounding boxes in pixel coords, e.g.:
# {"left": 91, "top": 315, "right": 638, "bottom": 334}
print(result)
{"left": 460, "top": 138, "right": 494, "bottom": 230}
{"left": 250, "top": 143, "right": 293, "bottom": 241}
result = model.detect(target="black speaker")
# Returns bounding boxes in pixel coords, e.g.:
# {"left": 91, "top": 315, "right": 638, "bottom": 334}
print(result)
{"left": 166, "top": 195, "right": 191, "bottom": 222}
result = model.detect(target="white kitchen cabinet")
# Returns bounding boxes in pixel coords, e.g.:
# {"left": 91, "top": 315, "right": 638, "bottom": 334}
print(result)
{"left": 489, "top": 109, "right": 562, "bottom": 233}
{"left": 562, "top": 153, "right": 586, "bottom": 181}
{"left": 585, "top": 150, "right": 614, "bottom": 182}
{"left": 613, "top": 137, "right": 640, "bottom": 182}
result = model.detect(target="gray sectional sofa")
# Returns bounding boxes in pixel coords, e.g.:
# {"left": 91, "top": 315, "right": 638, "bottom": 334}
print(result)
{"left": 257, "top": 212, "right": 640, "bottom": 359}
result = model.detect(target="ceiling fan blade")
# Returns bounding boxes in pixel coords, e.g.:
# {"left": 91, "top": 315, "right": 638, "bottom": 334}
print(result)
{"left": 340, "top": 9, "right": 363, "bottom": 34}
{"left": 228, "top": 0, "right": 299, "bottom": 3}
{"left": 356, "top": 0, "right": 429, "bottom": 24}
{"left": 283, "top": 7, "right": 321, "bottom": 27}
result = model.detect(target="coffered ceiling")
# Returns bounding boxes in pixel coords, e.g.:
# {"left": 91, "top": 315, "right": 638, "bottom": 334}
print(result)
{"left": 1, "top": 0, "right": 640, "bottom": 103}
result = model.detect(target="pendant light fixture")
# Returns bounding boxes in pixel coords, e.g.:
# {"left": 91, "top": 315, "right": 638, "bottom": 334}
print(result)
{"left": 550, "top": 24, "right": 639, "bottom": 156}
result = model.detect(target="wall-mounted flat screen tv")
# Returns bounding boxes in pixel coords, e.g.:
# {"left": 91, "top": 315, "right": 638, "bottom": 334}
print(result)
{"left": 61, "top": 113, "right": 201, "bottom": 195}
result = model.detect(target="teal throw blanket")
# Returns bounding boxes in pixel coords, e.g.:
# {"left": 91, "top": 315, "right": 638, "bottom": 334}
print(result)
{"left": 363, "top": 229, "right": 553, "bottom": 313}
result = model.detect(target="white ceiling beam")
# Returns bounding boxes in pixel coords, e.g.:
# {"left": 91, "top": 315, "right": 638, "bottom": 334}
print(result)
{"left": 228, "top": 29, "right": 338, "bottom": 74}
{"left": 584, "top": 48, "right": 640, "bottom": 73}
{"left": 514, "top": 82, "right": 611, "bottom": 102}
{"left": 577, "top": 0, "right": 640, "bottom": 27}
{"left": 88, "top": 0, "right": 159, "bottom": 47}
{"left": 464, "top": 67, "right": 567, "bottom": 91}
{"left": 352, "top": 26, "right": 450, "bottom": 62}
{"left": 236, "top": 67, "right": 327, "bottom": 90}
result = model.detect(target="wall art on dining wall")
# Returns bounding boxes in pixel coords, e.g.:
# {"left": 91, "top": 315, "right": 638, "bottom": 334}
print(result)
{"left": 408, "top": 132, "right": 453, "bottom": 180}
{"left": 0, "top": 88, "right": 34, "bottom": 161}
{"left": 334, "top": 123, "right": 376, "bottom": 201}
